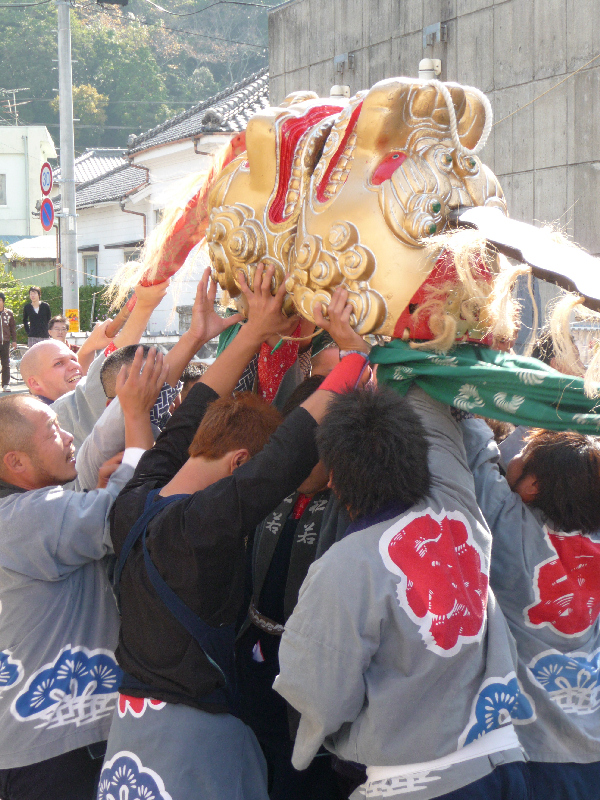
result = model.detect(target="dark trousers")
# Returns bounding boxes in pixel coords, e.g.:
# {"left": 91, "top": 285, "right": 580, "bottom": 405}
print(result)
{"left": 0, "top": 342, "right": 9, "bottom": 387}
{"left": 0, "top": 743, "right": 105, "bottom": 800}
{"left": 438, "top": 760, "right": 600, "bottom": 800}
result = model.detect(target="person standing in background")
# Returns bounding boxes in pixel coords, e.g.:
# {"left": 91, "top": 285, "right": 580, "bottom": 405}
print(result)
{"left": 48, "top": 315, "right": 80, "bottom": 354}
{"left": 0, "top": 293, "right": 16, "bottom": 393}
{"left": 23, "top": 286, "right": 51, "bottom": 347}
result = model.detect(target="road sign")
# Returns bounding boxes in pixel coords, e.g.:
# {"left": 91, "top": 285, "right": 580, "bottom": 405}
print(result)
{"left": 40, "top": 162, "right": 53, "bottom": 196}
{"left": 40, "top": 197, "right": 54, "bottom": 231}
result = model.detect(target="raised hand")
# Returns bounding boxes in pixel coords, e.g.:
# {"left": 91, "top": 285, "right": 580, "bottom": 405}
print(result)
{"left": 134, "top": 279, "right": 170, "bottom": 311}
{"left": 239, "top": 263, "right": 295, "bottom": 342}
{"left": 187, "top": 267, "right": 242, "bottom": 345}
{"left": 116, "top": 346, "right": 170, "bottom": 417}
{"left": 313, "top": 287, "right": 370, "bottom": 354}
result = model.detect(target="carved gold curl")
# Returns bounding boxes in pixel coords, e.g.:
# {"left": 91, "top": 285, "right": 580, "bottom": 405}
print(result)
{"left": 207, "top": 203, "right": 266, "bottom": 294}
{"left": 286, "top": 220, "right": 386, "bottom": 334}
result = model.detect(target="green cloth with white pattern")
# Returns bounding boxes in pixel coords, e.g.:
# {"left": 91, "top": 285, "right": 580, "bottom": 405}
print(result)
{"left": 371, "top": 340, "right": 600, "bottom": 434}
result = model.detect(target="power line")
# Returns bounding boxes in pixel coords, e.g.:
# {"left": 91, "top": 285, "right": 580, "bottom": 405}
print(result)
{"left": 76, "top": 2, "right": 268, "bottom": 48}
{"left": 0, "top": 0, "right": 52, "bottom": 7}
{"left": 137, "top": 0, "right": 271, "bottom": 17}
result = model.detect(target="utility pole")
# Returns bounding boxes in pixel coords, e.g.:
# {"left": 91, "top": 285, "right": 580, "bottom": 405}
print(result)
{"left": 56, "top": 0, "right": 78, "bottom": 316}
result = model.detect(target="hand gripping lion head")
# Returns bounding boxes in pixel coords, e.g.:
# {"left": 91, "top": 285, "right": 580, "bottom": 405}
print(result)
{"left": 208, "top": 78, "right": 506, "bottom": 337}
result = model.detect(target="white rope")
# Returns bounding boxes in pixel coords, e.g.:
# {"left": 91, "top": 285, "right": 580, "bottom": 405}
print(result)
{"left": 424, "top": 80, "right": 493, "bottom": 156}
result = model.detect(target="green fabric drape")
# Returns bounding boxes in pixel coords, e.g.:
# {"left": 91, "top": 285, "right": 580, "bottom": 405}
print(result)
{"left": 370, "top": 340, "right": 600, "bottom": 434}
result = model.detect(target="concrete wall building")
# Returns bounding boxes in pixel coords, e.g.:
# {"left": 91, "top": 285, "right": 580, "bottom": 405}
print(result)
{"left": 0, "top": 126, "right": 56, "bottom": 239}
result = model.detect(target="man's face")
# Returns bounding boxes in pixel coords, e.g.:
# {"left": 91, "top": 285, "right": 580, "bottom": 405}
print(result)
{"left": 29, "top": 290, "right": 39, "bottom": 303}
{"left": 20, "top": 404, "right": 76, "bottom": 487}
{"left": 28, "top": 341, "right": 82, "bottom": 401}
{"left": 0, "top": 298, "right": 4, "bottom": 312}
{"left": 48, "top": 322, "right": 68, "bottom": 343}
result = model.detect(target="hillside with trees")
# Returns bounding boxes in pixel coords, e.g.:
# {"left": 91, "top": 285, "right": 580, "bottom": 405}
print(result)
{"left": 0, "top": 0, "right": 274, "bottom": 151}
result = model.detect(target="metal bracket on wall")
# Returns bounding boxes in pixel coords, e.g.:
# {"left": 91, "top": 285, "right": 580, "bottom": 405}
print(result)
{"left": 423, "top": 22, "right": 448, "bottom": 48}
{"left": 334, "top": 52, "right": 356, "bottom": 74}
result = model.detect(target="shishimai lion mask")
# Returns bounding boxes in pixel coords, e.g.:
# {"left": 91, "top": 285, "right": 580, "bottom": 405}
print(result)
{"left": 205, "top": 77, "right": 506, "bottom": 342}
{"left": 110, "top": 75, "right": 600, "bottom": 364}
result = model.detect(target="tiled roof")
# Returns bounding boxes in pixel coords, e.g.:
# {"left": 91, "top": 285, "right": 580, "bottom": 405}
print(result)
{"left": 54, "top": 163, "right": 148, "bottom": 211}
{"left": 127, "top": 68, "right": 269, "bottom": 154}
{"left": 54, "top": 148, "right": 126, "bottom": 184}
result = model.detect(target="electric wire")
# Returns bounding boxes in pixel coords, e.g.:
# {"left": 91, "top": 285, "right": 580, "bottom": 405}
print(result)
{"left": 136, "top": 0, "right": 271, "bottom": 17}
{"left": 76, "top": 1, "right": 268, "bottom": 48}
{"left": 0, "top": 0, "right": 52, "bottom": 7}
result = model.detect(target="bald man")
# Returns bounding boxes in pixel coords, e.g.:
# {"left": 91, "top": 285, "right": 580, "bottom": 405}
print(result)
{"left": 20, "top": 281, "right": 170, "bottom": 454}
{"left": 0, "top": 349, "right": 166, "bottom": 800}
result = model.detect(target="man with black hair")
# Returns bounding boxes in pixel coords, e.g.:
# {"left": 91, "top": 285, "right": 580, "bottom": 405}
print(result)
{"left": 237, "top": 372, "right": 351, "bottom": 800}
{"left": 462, "top": 420, "right": 600, "bottom": 797}
{"left": 275, "top": 299, "right": 532, "bottom": 800}
{"left": 180, "top": 362, "right": 208, "bottom": 401}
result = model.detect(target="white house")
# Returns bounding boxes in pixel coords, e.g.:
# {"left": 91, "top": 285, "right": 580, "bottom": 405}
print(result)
{"left": 0, "top": 126, "right": 57, "bottom": 241}
{"left": 69, "top": 68, "right": 269, "bottom": 334}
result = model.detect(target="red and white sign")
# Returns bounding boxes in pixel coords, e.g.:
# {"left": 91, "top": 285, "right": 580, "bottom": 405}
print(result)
{"left": 40, "top": 197, "right": 54, "bottom": 231}
{"left": 40, "top": 162, "right": 53, "bottom": 196}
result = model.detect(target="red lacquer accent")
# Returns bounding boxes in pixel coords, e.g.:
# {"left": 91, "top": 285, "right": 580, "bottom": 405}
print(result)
{"left": 137, "top": 132, "right": 247, "bottom": 292}
{"left": 257, "top": 322, "right": 301, "bottom": 403}
{"left": 315, "top": 101, "right": 363, "bottom": 204}
{"left": 268, "top": 105, "right": 343, "bottom": 224}
{"left": 371, "top": 151, "right": 407, "bottom": 186}
{"left": 393, "top": 250, "right": 494, "bottom": 345}
{"left": 387, "top": 513, "right": 488, "bottom": 651}
{"left": 527, "top": 531, "right": 600, "bottom": 636}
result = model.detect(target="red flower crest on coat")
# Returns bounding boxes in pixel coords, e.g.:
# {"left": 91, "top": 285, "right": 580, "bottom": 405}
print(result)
{"left": 117, "top": 694, "right": 166, "bottom": 719}
{"left": 379, "top": 509, "right": 488, "bottom": 656}
{"left": 526, "top": 529, "right": 600, "bottom": 637}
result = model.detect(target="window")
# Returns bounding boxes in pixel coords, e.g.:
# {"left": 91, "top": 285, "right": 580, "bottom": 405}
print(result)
{"left": 0, "top": 174, "right": 6, "bottom": 206}
{"left": 155, "top": 209, "right": 163, "bottom": 225}
{"left": 83, "top": 254, "right": 98, "bottom": 286}
{"left": 124, "top": 249, "right": 141, "bottom": 263}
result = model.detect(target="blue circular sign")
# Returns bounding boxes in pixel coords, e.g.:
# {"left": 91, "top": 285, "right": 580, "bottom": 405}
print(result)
{"left": 40, "top": 197, "right": 54, "bottom": 231}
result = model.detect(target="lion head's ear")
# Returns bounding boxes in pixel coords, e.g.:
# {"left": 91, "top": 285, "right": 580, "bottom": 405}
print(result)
{"left": 456, "top": 87, "right": 488, "bottom": 151}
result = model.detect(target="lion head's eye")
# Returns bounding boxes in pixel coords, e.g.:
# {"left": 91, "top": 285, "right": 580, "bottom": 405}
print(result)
{"left": 371, "top": 151, "right": 408, "bottom": 186}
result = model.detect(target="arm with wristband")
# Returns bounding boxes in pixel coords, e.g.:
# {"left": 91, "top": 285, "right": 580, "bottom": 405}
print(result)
{"left": 298, "top": 286, "right": 371, "bottom": 422}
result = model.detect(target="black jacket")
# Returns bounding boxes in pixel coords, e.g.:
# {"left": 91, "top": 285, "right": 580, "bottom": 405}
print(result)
{"left": 22, "top": 302, "right": 51, "bottom": 338}
{"left": 110, "top": 381, "right": 319, "bottom": 713}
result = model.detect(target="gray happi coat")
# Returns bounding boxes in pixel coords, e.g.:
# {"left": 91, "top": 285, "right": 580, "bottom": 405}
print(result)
{"left": 462, "top": 417, "right": 600, "bottom": 763}
{"left": 0, "top": 459, "right": 134, "bottom": 769}
{"left": 275, "top": 388, "right": 528, "bottom": 799}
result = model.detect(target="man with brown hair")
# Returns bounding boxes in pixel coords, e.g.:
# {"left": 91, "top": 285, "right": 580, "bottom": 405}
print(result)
{"left": 101, "top": 269, "right": 370, "bottom": 800}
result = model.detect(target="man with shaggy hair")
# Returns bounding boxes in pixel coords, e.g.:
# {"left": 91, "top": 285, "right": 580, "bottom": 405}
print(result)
{"left": 0, "top": 348, "right": 166, "bottom": 800}
{"left": 462, "top": 420, "right": 600, "bottom": 797}
{"left": 101, "top": 273, "right": 371, "bottom": 800}
{"left": 275, "top": 313, "right": 531, "bottom": 798}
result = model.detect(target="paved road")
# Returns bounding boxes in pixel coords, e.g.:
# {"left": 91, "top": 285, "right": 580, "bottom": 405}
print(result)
{"left": 1, "top": 379, "right": 28, "bottom": 396}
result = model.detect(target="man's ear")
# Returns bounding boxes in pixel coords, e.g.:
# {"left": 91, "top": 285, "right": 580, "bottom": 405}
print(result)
{"left": 517, "top": 473, "right": 540, "bottom": 503}
{"left": 3, "top": 451, "right": 29, "bottom": 475}
{"left": 27, "top": 376, "right": 42, "bottom": 394}
{"left": 229, "top": 449, "right": 250, "bottom": 473}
